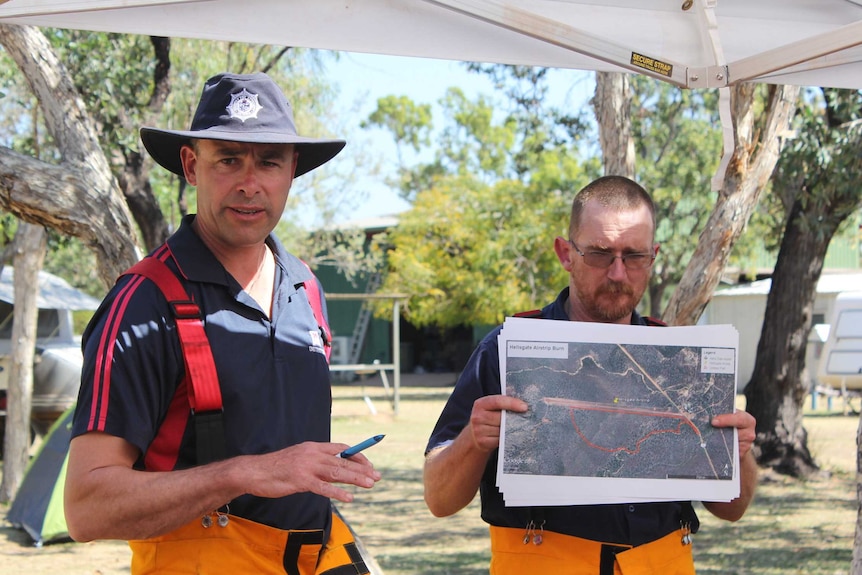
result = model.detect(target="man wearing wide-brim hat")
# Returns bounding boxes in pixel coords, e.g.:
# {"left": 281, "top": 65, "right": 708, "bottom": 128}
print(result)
{"left": 65, "top": 72, "right": 381, "bottom": 575}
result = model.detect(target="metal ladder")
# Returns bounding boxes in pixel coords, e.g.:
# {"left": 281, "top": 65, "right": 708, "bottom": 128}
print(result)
{"left": 347, "top": 272, "right": 382, "bottom": 365}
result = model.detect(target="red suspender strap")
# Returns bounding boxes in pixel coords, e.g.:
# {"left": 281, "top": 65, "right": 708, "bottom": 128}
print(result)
{"left": 513, "top": 309, "right": 542, "bottom": 319}
{"left": 301, "top": 261, "right": 332, "bottom": 364}
{"left": 126, "top": 257, "right": 222, "bottom": 412}
{"left": 124, "top": 256, "right": 226, "bottom": 465}
{"left": 125, "top": 256, "right": 329, "bottom": 466}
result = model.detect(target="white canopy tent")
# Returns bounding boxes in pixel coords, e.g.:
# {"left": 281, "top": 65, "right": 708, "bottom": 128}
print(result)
{"left": 3, "top": 0, "right": 860, "bottom": 192}
{"left": 1, "top": 2, "right": 860, "bottom": 554}
{"left": 0, "top": 0, "right": 860, "bottom": 91}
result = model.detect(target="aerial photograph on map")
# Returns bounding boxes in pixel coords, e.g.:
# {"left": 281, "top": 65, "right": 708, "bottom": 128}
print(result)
{"left": 502, "top": 340, "right": 737, "bottom": 482}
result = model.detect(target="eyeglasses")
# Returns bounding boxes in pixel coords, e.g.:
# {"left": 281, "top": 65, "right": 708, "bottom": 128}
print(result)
{"left": 569, "top": 241, "right": 656, "bottom": 270}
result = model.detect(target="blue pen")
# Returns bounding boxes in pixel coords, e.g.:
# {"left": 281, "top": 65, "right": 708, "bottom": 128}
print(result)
{"left": 337, "top": 434, "right": 385, "bottom": 458}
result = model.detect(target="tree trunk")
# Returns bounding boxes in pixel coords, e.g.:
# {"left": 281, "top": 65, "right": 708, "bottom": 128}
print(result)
{"left": 0, "top": 24, "right": 142, "bottom": 284}
{"left": 117, "top": 149, "right": 170, "bottom": 251}
{"left": 0, "top": 24, "right": 143, "bottom": 504}
{"left": 116, "top": 36, "right": 172, "bottom": 252}
{"left": 593, "top": 71, "right": 634, "bottom": 178}
{"left": 648, "top": 281, "right": 667, "bottom": 319}
{"left": 744, "top": 200, "right": 828, "bottom": 476}
{"left": 0, "top": 223, "right": 46, "bottom": 503}
{"left": 854, "top": 414, "right": 862, "bottom": 575}
{"left": 663, "top": 84, "right": 799, "bottom": 326}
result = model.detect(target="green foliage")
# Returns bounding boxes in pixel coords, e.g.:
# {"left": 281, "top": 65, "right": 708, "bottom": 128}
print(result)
{"left": 50, "top": 31, "right": 154, "bottom": 151}
{"left": 370, "top": 64, "right": 595, "bottom": 328}
{"left": 0, "top": 213, "right": 17, "bottom": 253}
{"left": 367, "top": 65, "right": 591, "bottom": 202}
{"left": 378, "top": 174, "right": 575, "bottom": 328}
{"left": 371, "top": 67, "right": 745, "bottom": 326}
{"left": 730, "top": 87, "right": 862, "bottom": 277}
{"left": 773, "top": 87, "right": 862, "bottom": 239}
{"left": 43, "top": 232, "right": 105, "bottom": 299}
{"left": 465, "top": 63, "right": 592, "bottom": 176}
{"left": 274, "top": 219, "right": 385, "bottom": 287}
{"left": 72, "top": 309, "right": 96, "bottom": 335}
{"left": 438, "top": 88, "right": 517, "bottom": 180}
{"left": 737, "top": 87, "right": 862, "bottom": 274}
{"left": 629, "top": 77, "right": 723, "bottom": 313}
{"left": 362, "top": 95, "right": 432, "bottom": 154}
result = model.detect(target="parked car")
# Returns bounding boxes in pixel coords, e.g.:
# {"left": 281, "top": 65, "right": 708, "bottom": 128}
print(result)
{"left": 0, "top": 267, "right": 100, "bottom": 458}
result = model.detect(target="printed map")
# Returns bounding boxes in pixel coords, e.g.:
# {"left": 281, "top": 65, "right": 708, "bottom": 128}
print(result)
{"left": 503, "top": 341, "right": 736, "bottom": 481}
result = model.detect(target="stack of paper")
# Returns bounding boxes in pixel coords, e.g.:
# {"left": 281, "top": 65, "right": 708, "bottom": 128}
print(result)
{"left": 497, "top": 317, "right": 740, "bottom": 507}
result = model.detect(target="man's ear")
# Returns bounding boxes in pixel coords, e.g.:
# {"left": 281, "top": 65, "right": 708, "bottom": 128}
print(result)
{"left": 553, "top": 236, "right": 574, "bottom": 272}
{"left": 179, "top": 145, "right": 198, "bottom": 186}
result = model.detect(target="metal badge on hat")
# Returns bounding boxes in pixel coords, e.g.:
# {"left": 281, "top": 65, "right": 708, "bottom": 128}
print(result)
{"left": 226, "top": 88, "right": 263, "bottom": 122}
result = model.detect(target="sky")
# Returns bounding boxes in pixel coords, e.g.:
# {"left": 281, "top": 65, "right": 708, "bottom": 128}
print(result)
{"left": 313, "top": 51, "right": 595, "bottom": 225}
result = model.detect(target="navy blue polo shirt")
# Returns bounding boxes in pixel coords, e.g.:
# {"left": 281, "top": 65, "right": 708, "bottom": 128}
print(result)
{"left": 75, "top": 214, "right": 332, "bottom": 532}
{"left": 426, "top": 288, "right": 698, "bottom": 545}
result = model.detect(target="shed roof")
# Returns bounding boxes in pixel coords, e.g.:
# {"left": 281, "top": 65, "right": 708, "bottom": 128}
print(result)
{"left": 0, "top": 267, "right": 101, "bottom": 311}
{"left": 713, "top": 272, "right": 862, "bottom": 298}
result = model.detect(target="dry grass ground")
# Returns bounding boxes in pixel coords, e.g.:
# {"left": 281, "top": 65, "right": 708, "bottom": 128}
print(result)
{"left": 0, "top": 376, "right": 858, "bottom": 574}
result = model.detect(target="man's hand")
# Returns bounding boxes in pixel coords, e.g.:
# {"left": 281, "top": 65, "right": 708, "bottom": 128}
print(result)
{"left": 704, "top": 409, "right": 758, "bottom": 522}
{"left": 245, "top": 441, "right": 382, "bottom": 503}
{"left": 468, "top": 395, "right": 529, "bottom": 452}
{"left": 424, "top": 394, "right": 528, "bottom": 517}
{"left": 711, "top": 410, "right": 756, "bottom": 459}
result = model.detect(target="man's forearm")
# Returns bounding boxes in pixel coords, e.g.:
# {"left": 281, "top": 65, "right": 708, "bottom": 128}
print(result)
{"left": 703, "top": 451, "right": 758, "bottom": 522}
{"left": 423, "top": 428, "right": 492, "bottom": 517}
{"left": 65, "top": 454, "right": 246, "bottom": 542}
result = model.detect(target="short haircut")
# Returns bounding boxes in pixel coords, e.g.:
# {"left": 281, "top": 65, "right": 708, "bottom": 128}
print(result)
{"left": 569, "top": 175, "right": 656, "bottom": 239}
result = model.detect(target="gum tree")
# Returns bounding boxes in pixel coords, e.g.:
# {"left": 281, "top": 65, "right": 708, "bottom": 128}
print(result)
{"left": 745, "top": 88, "right": 862, "bottom": 477}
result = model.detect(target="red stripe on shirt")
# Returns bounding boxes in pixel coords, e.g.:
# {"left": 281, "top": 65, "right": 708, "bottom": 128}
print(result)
{"left": 89, "top": 273, "right": 146, "bottom": 431}
{"left": 88, "top": 247, "right": 173, "bottom": 431}
{"left": 144, "top": 377, "right": 191, "bottom": 471}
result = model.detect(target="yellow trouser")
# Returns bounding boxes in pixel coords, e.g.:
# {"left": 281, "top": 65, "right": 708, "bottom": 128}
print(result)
{"left": 489, "top": 525, "right": 696, "bottom": 575}
{"left": 129, "top": 511, "right": 368, "bottom": 575}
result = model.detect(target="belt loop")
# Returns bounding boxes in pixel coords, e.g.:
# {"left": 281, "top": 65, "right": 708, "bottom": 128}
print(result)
{"left": 283, "top": 533, "right": 303, "bottom": 575}
{"left": 282, "top": 531, "right": 325, "bottom": 575}
{"left": 600, "top": 544, "right": 629, "bottom": 575}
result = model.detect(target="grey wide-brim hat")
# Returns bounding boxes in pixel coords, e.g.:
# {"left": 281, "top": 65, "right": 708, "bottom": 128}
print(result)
{"left": 140, "top": 72, "right": 346, "bottom": 178}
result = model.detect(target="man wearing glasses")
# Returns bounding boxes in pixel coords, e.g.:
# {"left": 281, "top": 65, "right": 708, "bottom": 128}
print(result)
{"left": 423, "top": 175, "right": 757, "bottom": 574}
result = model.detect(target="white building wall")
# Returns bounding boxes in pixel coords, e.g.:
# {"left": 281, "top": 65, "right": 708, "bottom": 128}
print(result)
{"left": 702, "top": 273, "right": 862, "bottom": 391}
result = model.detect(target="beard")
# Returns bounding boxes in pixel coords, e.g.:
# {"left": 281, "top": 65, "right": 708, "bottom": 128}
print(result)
{"left": 577, "top": 279, "right": 641, "bottom": 323}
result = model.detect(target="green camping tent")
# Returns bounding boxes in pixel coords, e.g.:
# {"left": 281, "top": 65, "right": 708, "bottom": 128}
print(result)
{"left": 7, "top": 403, "right": 73, "bottom": 546}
